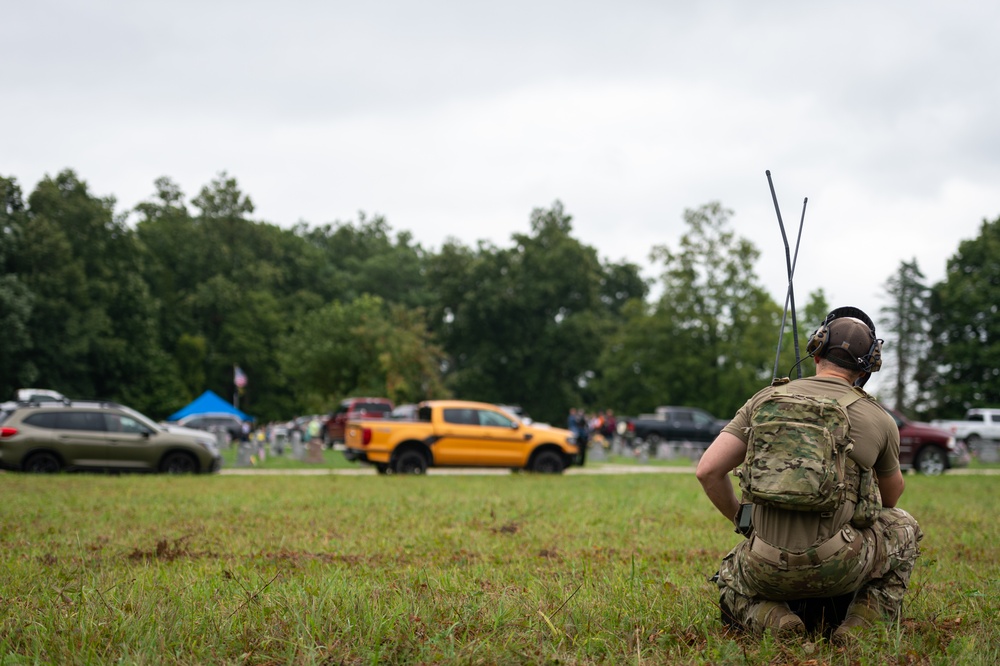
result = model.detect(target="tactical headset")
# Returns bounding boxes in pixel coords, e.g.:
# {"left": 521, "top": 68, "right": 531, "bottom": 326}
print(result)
{"left": 806, "top": 306, "right": 883, "bottom": 374}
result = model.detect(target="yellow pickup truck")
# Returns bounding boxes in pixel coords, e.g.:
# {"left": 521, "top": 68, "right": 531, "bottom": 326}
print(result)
{"left": 343, "top": 400, "right": 579, "bottom": 474}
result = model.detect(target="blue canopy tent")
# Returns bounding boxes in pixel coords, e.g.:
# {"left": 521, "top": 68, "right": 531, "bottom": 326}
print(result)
{"left": 166, "top": 390, "right": 252, "bottom": 422}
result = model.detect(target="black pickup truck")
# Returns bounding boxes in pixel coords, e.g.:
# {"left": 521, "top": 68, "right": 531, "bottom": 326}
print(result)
{"left": 628, "top": 406, "right": 729, "bottom": 446}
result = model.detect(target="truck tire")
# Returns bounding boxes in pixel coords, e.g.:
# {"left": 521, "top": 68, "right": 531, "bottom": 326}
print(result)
{"left": 914, "top": 446, "right": 947, "bottom": 476}
{"left": 394, "top": 450, "right": 428, "bottom": 475}
{"left": 530, "top": 450, "right": 565, "bottom": 474}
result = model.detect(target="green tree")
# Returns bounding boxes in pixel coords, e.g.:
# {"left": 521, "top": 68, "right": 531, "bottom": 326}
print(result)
{"left": 427, "top": 202, "right": 645, "bottom": 423}
{"left": 655, "top": 202, "right": 780, "bottom": 415}
{"left": 299, "top": 213, "right": 431, "bottom": 307}
{"left": 925, "top": 216, "right": 1000, "bottom": 415}
{"left": 10, "top": 171, "right": 178, "bottom": 410}
{"left": 134, "top": 174, "right": 329, "bottom": 420}
{"left": 879, "top": 260, "right": 930, "bottom": 412}
{"left": 0, "top": 176, "right": 36, "bottom": 397}
{"left": 279, "top": 294, "right": 446, "bottom": 410}
{"left": 594, "top": 203, "right": 791, "bottom": 419}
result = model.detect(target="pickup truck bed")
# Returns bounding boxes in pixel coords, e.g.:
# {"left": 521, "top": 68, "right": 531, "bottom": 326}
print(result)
{"left": 931, "top": 408, "right": 1000, "bottom": 445}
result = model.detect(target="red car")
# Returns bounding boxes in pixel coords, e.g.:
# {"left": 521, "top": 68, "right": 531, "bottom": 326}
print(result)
{"left": 887, "top": 407, "right": 971, "bottom": 475}
{"left": 324, "top": 397, "right": 394, "bottom": 445}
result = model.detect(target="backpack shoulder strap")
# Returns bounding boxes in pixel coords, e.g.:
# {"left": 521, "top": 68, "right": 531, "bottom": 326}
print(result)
{"left": 835, "top": 386, "right": 866, "bottom": 410}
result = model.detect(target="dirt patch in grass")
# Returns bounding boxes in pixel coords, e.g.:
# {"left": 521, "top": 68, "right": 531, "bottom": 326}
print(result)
{"left": 127, "top": 535, "right": 202, "bottom": 562}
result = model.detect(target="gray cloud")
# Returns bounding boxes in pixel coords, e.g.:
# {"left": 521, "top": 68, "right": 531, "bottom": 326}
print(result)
{"left": 5, "top": 0, "right": 1000, "bottom": 329}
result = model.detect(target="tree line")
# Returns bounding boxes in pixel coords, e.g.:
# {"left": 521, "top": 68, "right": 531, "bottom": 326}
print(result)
{"left": 1, "top": 169, "right": 996, "bottom": 424}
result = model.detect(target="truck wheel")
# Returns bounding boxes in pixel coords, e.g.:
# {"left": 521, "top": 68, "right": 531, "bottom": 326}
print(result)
{"left": 394, "top": 450, "right": 428, "bottom": 475}
{"left": 644, "top": 434, "right": 662, "bottom": 448}
{"left": 965, "top": 433, "right": 981, "bottom": 456}
{"left": 530, "top": 450, "right": 565, "bottom": 474}
{"left": 914, "top": 446, "right": 946, "bottom": 476}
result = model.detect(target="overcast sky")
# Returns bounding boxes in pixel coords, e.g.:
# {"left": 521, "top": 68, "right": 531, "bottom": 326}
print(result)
{"left": 6, "top": 1, "right": 1000, "bottom": 344}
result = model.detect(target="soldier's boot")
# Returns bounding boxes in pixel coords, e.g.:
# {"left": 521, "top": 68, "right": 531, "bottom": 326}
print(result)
{"left": 831, "top": 601, "right": 882, "bottom": 645}
{"left": 758, "top": 601, "right": 805, "bottom": 638}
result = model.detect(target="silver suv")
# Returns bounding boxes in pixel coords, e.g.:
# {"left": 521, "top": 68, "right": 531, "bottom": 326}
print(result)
{"left": 175, "top": 413, "right": 245, "bottom": 441}
{"left": 0, "top": 400, "right": 222, "bottom": 474}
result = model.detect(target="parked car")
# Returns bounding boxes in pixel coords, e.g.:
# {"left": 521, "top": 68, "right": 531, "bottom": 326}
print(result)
{"left": 343, "top": 400, "right": 578, "bottom": 474}
{"left": 629, "top": 406, "right": 729, "bottom": 447}
{"left": 930, "top": 408, "right": 1000, "bottom": 449}
{"left": 173, "top": 412, "right": 245, "bottom": 441}
{"left": 497, "top": 404, "right": 533, "bottom": 424}
{"left": 324, "top": 397, "right": 394, "bottom": 445}
{"left": 389, "top": 404, "right": 419, "bottom": 420}
{"left": 888, "top": 407, "right": 970, "bottom": 475}
{"left": 0, "top": 400, "right": 222, "bottom": 474}
{"left": 14, "top": 388, "right": 69, "bottom": 404}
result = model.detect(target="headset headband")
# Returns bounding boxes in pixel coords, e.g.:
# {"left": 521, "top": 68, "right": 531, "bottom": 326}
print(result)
{"left": 823, "top": 306, "right": 876, "bottom": 337}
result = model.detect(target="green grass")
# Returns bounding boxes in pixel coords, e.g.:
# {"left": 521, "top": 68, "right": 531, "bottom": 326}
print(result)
{"left": 0, "top": 471, "right": 997, "bottom": 664}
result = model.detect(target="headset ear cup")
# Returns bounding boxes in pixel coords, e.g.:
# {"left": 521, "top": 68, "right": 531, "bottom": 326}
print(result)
{"left": 869, "top": 339, "right": 883, "bottom": 373}
{"left": 806, "top": 326, "right": 827, "bottom": 356}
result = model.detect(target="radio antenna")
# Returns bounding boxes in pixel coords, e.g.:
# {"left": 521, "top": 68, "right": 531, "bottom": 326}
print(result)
{"left": 767, "top": 170, "right": 807, "bottom": 381}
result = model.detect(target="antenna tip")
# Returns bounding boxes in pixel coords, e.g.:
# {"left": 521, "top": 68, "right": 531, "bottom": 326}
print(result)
{"left": 765, "top": 170, "right": 771, "bottom": 176}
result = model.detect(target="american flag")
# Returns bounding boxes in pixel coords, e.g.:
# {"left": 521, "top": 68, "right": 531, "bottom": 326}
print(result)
{"left": 234, "top": 365, "right": 248, "bottom": 389}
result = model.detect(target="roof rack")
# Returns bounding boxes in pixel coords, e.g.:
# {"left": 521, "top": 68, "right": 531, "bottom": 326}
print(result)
{"left": 4, "top": 399, "right": 126, "bottom": 410}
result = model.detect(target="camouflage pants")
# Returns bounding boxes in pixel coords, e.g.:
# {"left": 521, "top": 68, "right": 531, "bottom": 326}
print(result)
{"left": 716, "top": 508, "right": 923, "bottom": 634}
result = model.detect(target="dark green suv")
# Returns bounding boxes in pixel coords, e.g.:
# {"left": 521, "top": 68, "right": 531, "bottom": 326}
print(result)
{"left": 0, "top": 400, "right": 222, "bottom": 474}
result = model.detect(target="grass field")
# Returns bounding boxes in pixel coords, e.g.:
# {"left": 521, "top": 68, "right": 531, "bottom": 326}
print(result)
{"left": 1, "top": 468, "right": 997, "bottom": 665}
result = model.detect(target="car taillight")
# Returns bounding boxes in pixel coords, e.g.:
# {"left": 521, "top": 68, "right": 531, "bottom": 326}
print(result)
{"left": 1, "top": 427, "right": 18, "bottom": 438}
{"left": 362, "top": 427, "right": 372, "bottom": 446}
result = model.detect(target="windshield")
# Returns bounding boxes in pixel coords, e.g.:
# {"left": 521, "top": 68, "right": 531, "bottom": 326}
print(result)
{"left": 118, "top": 405, "right": 164, "bottom": 431}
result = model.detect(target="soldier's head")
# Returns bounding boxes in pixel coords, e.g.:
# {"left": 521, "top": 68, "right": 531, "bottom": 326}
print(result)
{"left": 807, "top": 306, "right": 883, "bottom": 378}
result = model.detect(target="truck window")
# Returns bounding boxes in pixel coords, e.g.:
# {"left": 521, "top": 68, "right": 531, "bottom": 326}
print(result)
{"left": 443, "top": 408, "right": 478, "bottom": 425}
{"left": 968, "top": 414, "right": 984, "bottom": 423}
{"left": 479, "top": 410, "right": 515, "bottom": 428}
{"left": 692, "top": 412, "right": 713, "bottom": 427}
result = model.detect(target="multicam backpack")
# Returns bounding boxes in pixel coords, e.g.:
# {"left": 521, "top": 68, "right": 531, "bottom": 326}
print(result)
{"left": 736, "top": 386, "right": 865, "bottom": 512}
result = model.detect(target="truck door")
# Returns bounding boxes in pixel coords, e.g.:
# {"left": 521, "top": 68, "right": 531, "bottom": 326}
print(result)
{"left": 473, "top": 408, "right": 525, "bottom": 466}
{"left": 435, "top": 408, "right": 524, "bottom": 466}
{"left": 434, "top": 408, "right": 481, "bottom": 465}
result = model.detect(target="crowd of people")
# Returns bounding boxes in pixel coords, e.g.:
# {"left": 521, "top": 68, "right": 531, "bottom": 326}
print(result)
{"left": 566, "top": 408, "right": 624, "bottom": 463}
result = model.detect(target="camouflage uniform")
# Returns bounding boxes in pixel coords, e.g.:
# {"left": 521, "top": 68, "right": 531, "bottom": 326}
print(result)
{"left": 715, "top": 376, "right": 923, "bottom": 633}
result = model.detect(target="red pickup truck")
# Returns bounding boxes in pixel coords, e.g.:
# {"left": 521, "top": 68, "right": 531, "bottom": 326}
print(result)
{"left": 324, "top": 397, "right": 393, "bottom": 445}
{"left": 888, "top": 407, "right": 970, "bottom": 475}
